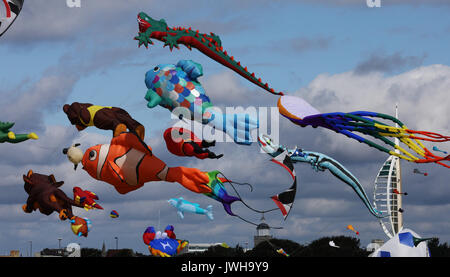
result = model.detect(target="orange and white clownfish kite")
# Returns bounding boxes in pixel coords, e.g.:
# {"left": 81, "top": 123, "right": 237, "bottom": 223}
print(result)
{"left": 79, "top": 132, "right": 211, "bottom": 195}
{"left": 63, "top": 131, "right": 241, "bottom": 217}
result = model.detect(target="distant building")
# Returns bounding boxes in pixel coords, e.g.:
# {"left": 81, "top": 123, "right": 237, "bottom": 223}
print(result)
{"left": 186, "top": 243, "right": 224, "bottom": 253}
{"left": 37, "top": 248, "right": 64, "bottom": 257}
{"left": 101, "top": 241, "right": 106, "bottom": 257}
{"left": 105, "top": 249, "right": 135, "bottom": 257}
{"left": 254, "top": 219, "right": 272, "bottom": 247}
{"left": 0, "top": 250, "right": 20, "bottom": 257}
{"left": 366, "top": 239, "right": 385, "bottom": 252}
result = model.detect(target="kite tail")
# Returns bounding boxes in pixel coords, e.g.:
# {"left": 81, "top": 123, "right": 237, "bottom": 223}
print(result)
{"left": 221, "top": 194, "right": 241, "bottom": 216}
{"left": 415, "top": 147, "right": 450, "bottom": 168}
{"left": 406, "top": 129, "right": 450, "bottom": 142}
{"left": 217, "top": 172, "right": 278, "bottom": 215}
{"left": 207, "top": 171, "right": 282, "bottom": 228}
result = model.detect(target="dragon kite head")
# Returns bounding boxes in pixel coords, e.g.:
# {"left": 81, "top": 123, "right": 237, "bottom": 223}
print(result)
{"left": 137, "top": 12, "right": 168, "bottom": 33}
{"left": 258, "top": 134, "right": 281, "bottom": 157}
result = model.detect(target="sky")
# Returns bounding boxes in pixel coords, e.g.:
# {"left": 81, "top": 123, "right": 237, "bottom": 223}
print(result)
{"left": 0, "top": 0, "right": 449, "bottom": 256}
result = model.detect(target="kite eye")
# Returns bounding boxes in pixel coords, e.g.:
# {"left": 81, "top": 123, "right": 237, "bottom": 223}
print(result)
{"left": 153, "top": 66, "right": 159, "bottom": 72}
{"left": 89, "top": 150, "right": 97, "bottom": 161}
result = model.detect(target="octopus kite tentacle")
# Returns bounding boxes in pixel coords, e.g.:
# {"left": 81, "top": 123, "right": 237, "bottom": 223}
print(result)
{"left": 134, "top": 12, "right": 284, "bottom": 96}
{"left": 277, "top": 96, "right": 450, "bottom": 168}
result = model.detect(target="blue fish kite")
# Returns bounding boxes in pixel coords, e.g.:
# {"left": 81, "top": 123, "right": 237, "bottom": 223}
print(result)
{"left": 168, "top": 197, "right": 214, "bottom": 220}
{"left": 144, "top": 60, "right": 258, "bottom": 145}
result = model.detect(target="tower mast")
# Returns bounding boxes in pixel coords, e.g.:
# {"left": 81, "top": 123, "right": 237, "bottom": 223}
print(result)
{"left": 394, "top": 103, "right": 403, "bottom": 233}
{"left": 372, "top": 104, "right": 404, "bottom": 238}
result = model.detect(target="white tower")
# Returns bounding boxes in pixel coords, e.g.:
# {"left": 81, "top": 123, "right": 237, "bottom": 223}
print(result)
{"left": 373, "top": 104, "right": 403, "bottom": 238}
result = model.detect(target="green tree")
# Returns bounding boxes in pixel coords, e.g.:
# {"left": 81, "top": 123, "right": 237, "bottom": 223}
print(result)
{"left": 427, "top": 238, "right": 450, "bottom": 257}
{"left": 293, "top": 236, "right": 370, "bottom": 257}
{"left": 245, "top": 238, "right": 304, "bottom": 257}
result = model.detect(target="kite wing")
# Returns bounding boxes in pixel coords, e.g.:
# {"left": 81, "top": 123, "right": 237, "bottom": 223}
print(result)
{"left": 0, "top": 0, "right": 23, "bottom": 37}
{"left": 270, "top": 150, "right": 297, "bottom": 220}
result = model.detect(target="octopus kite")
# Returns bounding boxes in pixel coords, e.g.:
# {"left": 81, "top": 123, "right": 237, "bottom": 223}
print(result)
{"left": 144, "top": 60, "right": 258, "bottom": 145}
{"left": 135, "top": 12, "right": 283, "bottom": 96}
{"left": 0, "top": 121, "right": 38, "bottom": 143}
{"left": 277, "top": 95, "right": 450, "bottom": 168}
{"left": 258, "top": 133, "right": 384, "bottom": 218}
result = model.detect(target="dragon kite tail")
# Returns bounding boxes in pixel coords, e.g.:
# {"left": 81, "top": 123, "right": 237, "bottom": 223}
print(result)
{"left": 135, "top": 12, "right": 284, "bottom": 96}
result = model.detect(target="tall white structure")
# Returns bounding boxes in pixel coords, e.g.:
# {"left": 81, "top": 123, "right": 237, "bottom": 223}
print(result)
{"left": 373, "top": 104, "right": 403, "bottom": 238}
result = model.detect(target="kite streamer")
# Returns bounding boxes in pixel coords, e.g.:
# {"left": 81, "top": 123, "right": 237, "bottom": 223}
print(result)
{"left": 278, "top": 95, "right": 450, "bottom": 168}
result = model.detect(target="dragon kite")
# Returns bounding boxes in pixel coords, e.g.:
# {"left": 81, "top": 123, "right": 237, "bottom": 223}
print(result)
{"left": 134, "top": 12, "right": 284, "bottom": 96}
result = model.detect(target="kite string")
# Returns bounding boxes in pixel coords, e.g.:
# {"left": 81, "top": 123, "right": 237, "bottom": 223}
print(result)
{"left": 217, "top": 171, "right": 279, "bottom": 214}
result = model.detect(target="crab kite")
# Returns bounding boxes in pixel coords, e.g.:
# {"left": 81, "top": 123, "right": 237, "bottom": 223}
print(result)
{"left": 144, "top": 60, "right": 258, "bottom": 145}
{"left": 258, "top": 133, "right": 384, "bottom": 218}
{"left": 277, "top": 95, "right": 450, "bottom": 168}
{"left": 0, "top": 121, "right": 38, "bottom": 143}
{"left": 143, "top": 225, "right": 188, "bottom": 257}
{"left": 135, "top": 12, "right": 283, "bottom": 96}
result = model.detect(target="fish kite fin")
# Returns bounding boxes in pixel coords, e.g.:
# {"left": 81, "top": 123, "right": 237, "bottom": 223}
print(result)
{"left": 206, "top": 205, "right": 214, "bottom": 220}
{"left": 177, "top": 210, "right": 184, "bottom": 219}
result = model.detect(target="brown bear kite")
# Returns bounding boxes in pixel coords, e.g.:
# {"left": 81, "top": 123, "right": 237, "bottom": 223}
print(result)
{"left": 63, "top": 102, "right": 145, "bottom": 140}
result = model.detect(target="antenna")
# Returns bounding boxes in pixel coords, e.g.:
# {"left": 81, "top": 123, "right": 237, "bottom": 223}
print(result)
{"left": 157, "top": 209, "right": 160, "bottom": 231}
{"left": 394, "top": 103, "right": 400, "bottom": 154}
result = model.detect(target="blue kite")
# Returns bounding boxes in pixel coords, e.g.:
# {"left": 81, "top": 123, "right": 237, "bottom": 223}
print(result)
{"left": 144, "top": 60, "right": 258, "bottom": 145}
{"left": 168, "top": 197, "right": 213, "bottom": 220}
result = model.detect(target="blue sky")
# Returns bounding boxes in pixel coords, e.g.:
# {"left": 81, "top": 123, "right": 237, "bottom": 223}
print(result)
{"left": 0, "top": 0, "right": 449, "bottom": 256}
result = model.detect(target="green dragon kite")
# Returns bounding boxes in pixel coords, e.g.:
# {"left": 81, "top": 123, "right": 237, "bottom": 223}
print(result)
{"left": 134, "top": 12, "right": 284, "bottom": 96}
{"left": 0, "top": 121, "right": 38, "bottom": 143}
